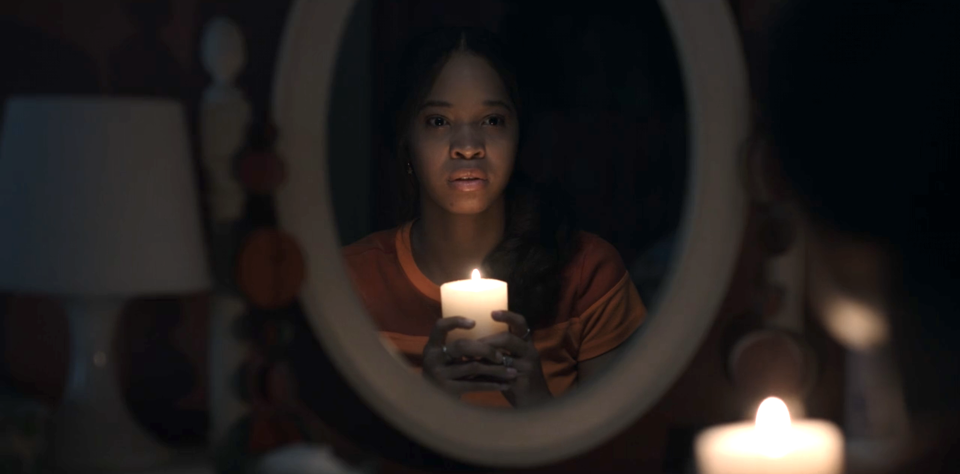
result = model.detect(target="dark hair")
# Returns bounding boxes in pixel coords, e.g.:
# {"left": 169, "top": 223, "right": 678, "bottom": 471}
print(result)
{"left": 384, "top": 27, "right": 579, "bottom": 328}
{"left": 762, "top": 0, "right": 960, "bottom": 415}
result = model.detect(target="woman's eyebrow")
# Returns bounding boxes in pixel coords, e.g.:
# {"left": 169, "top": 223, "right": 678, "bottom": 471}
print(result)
{"left": 419, "top": 100, "right": 451, "bottom": 111}
{"left": 418, "top": 99, "right": 514, "bottom": 112}
{"left": 483, "top": 100, "right": 514, "bottom": 112}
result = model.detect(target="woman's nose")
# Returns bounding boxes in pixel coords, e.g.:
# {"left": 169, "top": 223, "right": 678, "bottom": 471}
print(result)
{"left": 450, "top": 125, "right": 485, "bottom": 160}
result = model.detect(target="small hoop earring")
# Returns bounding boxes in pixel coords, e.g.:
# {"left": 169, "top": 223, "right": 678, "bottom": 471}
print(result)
{"left": 406, "top": 162, "right": 413, "bottom": 175}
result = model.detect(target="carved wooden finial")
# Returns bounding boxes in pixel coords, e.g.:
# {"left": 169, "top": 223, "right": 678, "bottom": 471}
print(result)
{"left": 199, "top": 16, "right": 251, "bottom": 224}
{"left": 201, "top": 17, "right": 247, "bottom": 86}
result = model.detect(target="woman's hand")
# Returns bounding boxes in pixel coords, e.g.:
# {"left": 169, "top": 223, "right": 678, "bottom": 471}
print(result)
{"left": 479, "top": 311, "right": 553, "bottom": 407}
{"left": 422, "top": 317, "right": 518, "bottom": 395}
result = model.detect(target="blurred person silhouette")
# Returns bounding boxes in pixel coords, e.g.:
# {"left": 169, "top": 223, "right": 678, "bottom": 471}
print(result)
{"left": 761, "top": 0, "right": 960, "bottom": 471}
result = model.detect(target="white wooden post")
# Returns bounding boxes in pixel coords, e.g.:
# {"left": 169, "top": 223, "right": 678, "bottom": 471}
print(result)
{"left": 199, "top": 16, "right": 252, "bottom": 451}
{"left": 200, "top": 16, "right": 250, "bottom": 224}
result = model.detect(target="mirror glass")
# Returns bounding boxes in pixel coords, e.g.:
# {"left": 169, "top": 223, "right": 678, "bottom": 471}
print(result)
{"left": 326, "top": 0, "right": 687, "bottom": 409}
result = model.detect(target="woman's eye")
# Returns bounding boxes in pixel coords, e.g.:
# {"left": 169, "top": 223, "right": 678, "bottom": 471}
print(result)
{"left": 426, "top": 116, "right": 447, "bottom": 127}
{"left": 483, "top": 115, "right": 505, "bottom": 127}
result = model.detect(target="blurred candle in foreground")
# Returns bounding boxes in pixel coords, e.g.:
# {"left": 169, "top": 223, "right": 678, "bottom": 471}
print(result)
{"left": 696, "top": 397, "right": 844, "bottom": 474}
{"left": 441, "top": 269, "right": 508, "bottom": 342}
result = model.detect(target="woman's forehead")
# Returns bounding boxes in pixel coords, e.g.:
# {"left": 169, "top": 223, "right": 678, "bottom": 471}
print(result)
{"left": 422, "top": 53, "right": 512, "bottom": 108}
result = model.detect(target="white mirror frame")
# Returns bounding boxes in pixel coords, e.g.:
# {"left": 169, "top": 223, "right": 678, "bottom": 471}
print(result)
{"left": 270, "top": 0, "right": 749, "bottom": 467}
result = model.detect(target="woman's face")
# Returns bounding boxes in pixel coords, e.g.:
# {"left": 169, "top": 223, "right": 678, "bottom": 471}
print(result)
{"left": 408, "top": 52, "right": 519, "bottom": 216}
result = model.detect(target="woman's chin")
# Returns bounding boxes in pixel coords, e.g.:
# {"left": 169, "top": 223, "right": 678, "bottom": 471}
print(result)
{"left": 443, "top": 199, "right": 498, "bottom": 216}
{"left": 422, "top": 187, "right": 504, "bottom": 217}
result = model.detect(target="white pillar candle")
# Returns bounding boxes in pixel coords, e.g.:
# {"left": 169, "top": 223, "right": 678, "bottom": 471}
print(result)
{"left": 696, "top": 397, "right": 844, "bottom": 474}
{"left": 440, "top": 269, "right": 509, "bottom": 342}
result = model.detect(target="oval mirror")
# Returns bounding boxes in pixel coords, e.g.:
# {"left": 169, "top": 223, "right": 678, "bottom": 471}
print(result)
{"left": 270, "top": 0, "right": 748, "bottom": 467}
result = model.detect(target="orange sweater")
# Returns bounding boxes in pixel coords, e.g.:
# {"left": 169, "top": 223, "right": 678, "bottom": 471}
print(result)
{"left": 342, "top": 221, "right": 646, "bottom": 407}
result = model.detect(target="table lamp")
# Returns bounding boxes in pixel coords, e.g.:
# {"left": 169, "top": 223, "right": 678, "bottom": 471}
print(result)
{"left": 0, "top": 96, "right": 211, "bottom": 472}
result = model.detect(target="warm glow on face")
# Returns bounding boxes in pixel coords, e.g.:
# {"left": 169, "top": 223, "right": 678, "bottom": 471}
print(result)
{"left": 410, "top": 54, "right": 518, "bottom": 217}
{"left": 472, "top": 269, "right": 481, "bottom": 280}
{"left": 755, "top": 397, "right": 792, "bottom": 458}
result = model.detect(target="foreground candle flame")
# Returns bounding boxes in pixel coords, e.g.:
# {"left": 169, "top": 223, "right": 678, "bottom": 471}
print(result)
{"left": 472, "top": 269, "right": 481, "bottom": 280}
{"left": 755, "top": 397, "right": 792, "bottom": 458}
{"left": 756, "top": 397, "right": 791, "bottom": 432}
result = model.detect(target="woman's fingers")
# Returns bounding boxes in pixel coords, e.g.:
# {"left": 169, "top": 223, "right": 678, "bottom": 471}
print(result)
{"left": 440, "top": 361, "right": 518, "bottom": 381}
{"left": 492, "top": 310, "right": 529, "bottom": 338}
{"left": 426, "top": 316, "right": 474, "bottom": 348}
{"left": 479, "top": 331, "right": 529, "bottom": 357}
{"left": 422, "top": 315, "right": 534, "bottom": 396}
{"left": 445, "top": 338, "right": 504, "bottom": 364}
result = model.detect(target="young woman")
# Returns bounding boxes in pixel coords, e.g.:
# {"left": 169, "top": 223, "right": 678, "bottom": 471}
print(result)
{"left": 342, "top": 28, "right": 646, "bottom": 408}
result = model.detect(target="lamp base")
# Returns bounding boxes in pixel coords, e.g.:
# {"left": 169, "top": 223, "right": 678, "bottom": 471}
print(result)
{"left": 49, "top": 298, "right": 174, "bottom": 472}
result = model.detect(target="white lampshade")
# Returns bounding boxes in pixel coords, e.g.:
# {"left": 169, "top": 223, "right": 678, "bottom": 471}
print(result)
{"left": 0, "top": 96, "right": 210, "bottom": 296}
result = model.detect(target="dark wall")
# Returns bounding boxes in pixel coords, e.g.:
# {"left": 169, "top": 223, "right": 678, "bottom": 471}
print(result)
{"left": 328, "top": 0, "right": 375, "bottom": 246}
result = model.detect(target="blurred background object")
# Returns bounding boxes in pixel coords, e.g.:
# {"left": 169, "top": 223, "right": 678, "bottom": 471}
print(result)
{"left": 0, "top": 97, "right": 210, "bottom": 471}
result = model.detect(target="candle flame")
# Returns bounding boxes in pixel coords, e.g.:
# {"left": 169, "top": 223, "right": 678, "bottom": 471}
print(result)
{"left": 756, "top": 397, "right": 791, "bottom": 431}
{"left": 472, "top": 269, "right": 481, "bottom": 280}
{"left": 755, "top": 397, "right": 792, "bottom": 458}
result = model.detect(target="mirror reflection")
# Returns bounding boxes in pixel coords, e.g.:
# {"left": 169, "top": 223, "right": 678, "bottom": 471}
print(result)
{"left": 329, "top": 0, "right": 687, "bottom": 408}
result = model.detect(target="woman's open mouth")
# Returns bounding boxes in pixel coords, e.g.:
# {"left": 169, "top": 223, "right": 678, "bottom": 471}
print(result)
{"left": 449, "top": 176, "right": 488, "bottom": 191}
{"left": 448, "top": 169, "right": 489, "bottom": 191}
